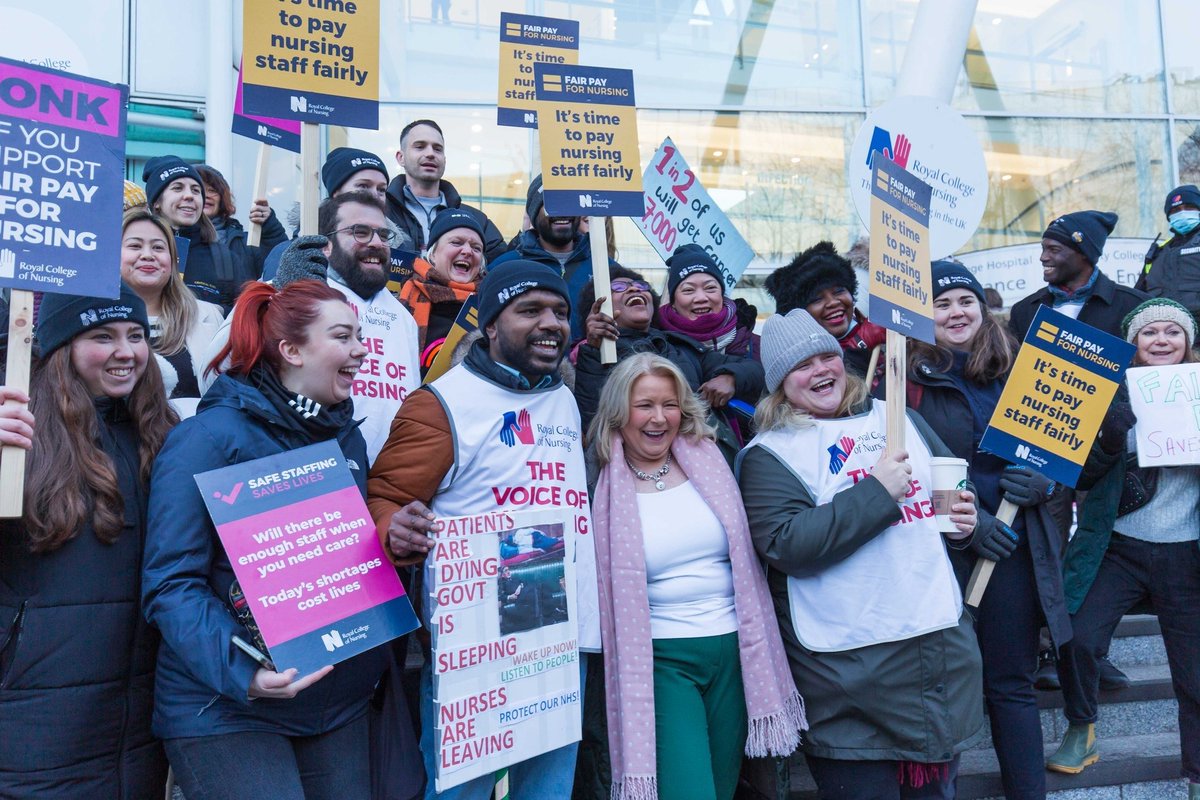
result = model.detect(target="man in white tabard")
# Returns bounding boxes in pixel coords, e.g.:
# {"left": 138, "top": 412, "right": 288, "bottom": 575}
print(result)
{"left": 203, "top": 191, "right": 421, "bottom": 464}
{"left": 367, "top": 261, "right": 598, "bottom": 800}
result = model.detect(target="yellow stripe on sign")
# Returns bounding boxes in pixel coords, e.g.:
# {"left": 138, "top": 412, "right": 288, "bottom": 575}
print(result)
{"left": 876, "top": 176, "right": 889, "bottom": 191}
{"left": 1035, "top": 330, "right": 1057, "bottom": 344}
{"left": 505, "top": 24, "right": 522, "bottom": 36}
{"left": 542, "top": 75, "right": 562, "bottom": 91}
{"left": 1038, "top": 321, "right": 1059, "bottom": 336}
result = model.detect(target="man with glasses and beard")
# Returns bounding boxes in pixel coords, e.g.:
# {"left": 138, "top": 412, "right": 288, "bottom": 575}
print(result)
{"left": 204, "top": 192, "right": 421, "bottom": 463}
{"left": 367, "top": 261, "right": 599, "bottom": 800}
{"left": 490, "top": 174, "right": 615, "bottom": 339}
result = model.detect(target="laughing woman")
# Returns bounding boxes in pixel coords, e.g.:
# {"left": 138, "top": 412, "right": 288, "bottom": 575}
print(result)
{"left": 737, "top": 309, "right": 985, "bottom": 800}
{"left": 142, "top": 280, "right": 387, "bottom": 800}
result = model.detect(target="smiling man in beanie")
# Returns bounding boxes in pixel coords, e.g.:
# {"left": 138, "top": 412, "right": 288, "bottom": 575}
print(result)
{"left": 1136, "top": 185, "right": 1200, "bottom": 323}
{"left": 368, "top": 260, "right": 598, "bottom": 800}
{"left": 1009, "top": 210, "right": 1146, "bottom": 340}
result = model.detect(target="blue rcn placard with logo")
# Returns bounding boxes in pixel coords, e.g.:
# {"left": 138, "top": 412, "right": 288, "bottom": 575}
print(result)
{"left": 534, "top": 63, "right": 644, "bottom": 217}
{"left": 867, "top": 156, "right": 935, "bottom": 343}
{"left": 0, "top": 57, "right": 128, "bottom": 298}
{"left": 980, "top": 306, "right": 1135, "bottom": 487}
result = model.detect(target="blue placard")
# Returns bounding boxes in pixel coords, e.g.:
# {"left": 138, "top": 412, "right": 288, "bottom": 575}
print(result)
{"left": 0, "top": 58, "right": 128, "bottom": 298}
{"left": 867, "top": 157, "right": 935, "bottom": 343}
{"left": 241, "top": 85, "right": 378, "bottom": 131}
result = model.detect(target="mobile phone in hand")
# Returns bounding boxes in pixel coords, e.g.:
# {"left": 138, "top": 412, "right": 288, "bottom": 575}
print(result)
{"left": 232, "top": 635, "right": 276, "bottom": 672}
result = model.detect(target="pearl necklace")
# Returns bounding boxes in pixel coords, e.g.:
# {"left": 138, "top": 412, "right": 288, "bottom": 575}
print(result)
{"left": 625, "top": 452, "right": 672, "bottom": 491}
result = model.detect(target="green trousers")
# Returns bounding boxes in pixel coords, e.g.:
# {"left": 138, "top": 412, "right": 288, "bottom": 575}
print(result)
{"left": 652, "top": 632, "right": 748, "bottom": 800}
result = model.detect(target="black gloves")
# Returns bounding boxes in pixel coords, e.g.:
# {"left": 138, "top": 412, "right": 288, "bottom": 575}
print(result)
{"left": 971, "top": 517, "right": 1019, "bottom": 562}
{"left": 999, "top": 465, "right": 1055, "bottom": 507}
{"left": 1097, "top": 400, "right": 1137, "bottom": 454}
{"left": 274, "top": 235, "right": 330, "bottom": 289}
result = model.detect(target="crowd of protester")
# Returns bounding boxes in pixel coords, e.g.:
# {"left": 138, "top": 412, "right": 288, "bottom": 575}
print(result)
{"left": 0, "top": 118, "right": 1198, "bottom": 800}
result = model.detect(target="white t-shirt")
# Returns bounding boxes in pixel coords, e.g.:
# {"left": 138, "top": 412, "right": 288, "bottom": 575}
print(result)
{"left": 635, "top": 480, "right": 737, "bottom": 640}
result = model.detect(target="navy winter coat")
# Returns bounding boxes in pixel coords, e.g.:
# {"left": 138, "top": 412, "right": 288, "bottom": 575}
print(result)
{"left": 0, "top": 398, "right": 168, "bottom": 799}
{"left": 142, "top": 373, "right": 388, "bottom": 739}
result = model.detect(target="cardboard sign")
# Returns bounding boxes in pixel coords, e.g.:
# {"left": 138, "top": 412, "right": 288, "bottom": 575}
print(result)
{"left": 534, "top": 63, "right": 642, "bottom": 217}
{"left": 428, "top": 509, "right": 581, "bottom": 791}
{"left": 981, "top": 307, "right": 1136, "bottom": 486}
{"left": 850, "top": 96, "right": 988, "bottom": 259}
{"left": 424, "top": 294, "right": 478, "bottom": 384}
{"left": 497, "top": 13, "right": 579, "bottom": 129}
{"left": 868, "top": 156, "right": 934, "bottom": 343}
{"left": 195, "top": 440, "right": 418, "bottom": 674}
{"left": 638, "top": 137, "right": 754, "bottom": 290}
{"left": 385, "top": 248, "right": 420, "bottom": 296}
{"left": 1127, "top": 364, "right": 1200, "bottom": 466}
{"left": 0, "top": 57, "right": 127, "bottom": 297}
{"left": 242, "top": 0, "right": 379, "bottom": 129}
{"left": 233, "top": 62, "right": 301, "bottom": 153}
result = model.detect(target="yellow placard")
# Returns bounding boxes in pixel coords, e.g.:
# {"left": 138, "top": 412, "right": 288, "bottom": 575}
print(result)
{"left": 496, "top": 13, "right": 579, "bottom": 128}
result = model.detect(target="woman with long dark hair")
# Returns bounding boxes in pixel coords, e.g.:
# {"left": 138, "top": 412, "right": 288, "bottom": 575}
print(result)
{"left": 904, "top": 261, "right": 1069, "bottom": 800}
{"left": 0, "top": 285, "right": 176, "bottom": 798}
{"left": 142, "top": 279, "right": 387, "bottom": 800}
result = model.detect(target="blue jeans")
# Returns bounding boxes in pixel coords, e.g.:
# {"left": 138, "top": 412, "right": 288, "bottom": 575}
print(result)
{"left": 420, "top": 656, "right": 586, "bottom": 799}
{"left": 1058, "top": 533, "right": 1200, "bottom": 782}
{"left": 165, "top": 713, "right": 369, "bottom": 800}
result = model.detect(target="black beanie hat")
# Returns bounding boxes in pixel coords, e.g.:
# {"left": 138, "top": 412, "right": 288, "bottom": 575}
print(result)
{"left": 477, "top": 260, "right": 570, "bottom": 329}
{"left": 1164, "top": 185, "right": 1200, "bottom": 217}
{"left": 141, "top": 155, "right": 204, "bottom": 207}
{"left": 36, "top": 283, "right": 150, "bottom": 358}
{"left": 526, "top": 174, "right": 545, "bottom": 222}
{"left": 765, "top": 241, "right": 856, "bottom": 315}
{"left": 1043, "top": 210, "right": 1117, "bottom": 266}
{"left": 665, "top": 244, "right": 725, "bottom": 301}
{"left": 322, "top": 147, "right": 388, "bottom": 195}
{"left": 932, "top": 259, "right": 985, "bottom": 302}
{"left": 427, "top": 208, "right": 485, "bottom": 247}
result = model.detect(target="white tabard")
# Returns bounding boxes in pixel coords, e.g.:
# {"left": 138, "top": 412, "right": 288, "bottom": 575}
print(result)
{"left": 427, "top": 363, "right": 600, "bottom": 652}
{"left": 327, "top": 273, "right": 421, "bottom": 463}
{"left": 746, "top": 399, "right": 961, "bottom": 652}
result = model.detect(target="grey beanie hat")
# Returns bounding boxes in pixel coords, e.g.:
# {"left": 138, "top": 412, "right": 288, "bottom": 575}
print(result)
{"left": 760, "top": 308, "right": 843, "bottom": 393}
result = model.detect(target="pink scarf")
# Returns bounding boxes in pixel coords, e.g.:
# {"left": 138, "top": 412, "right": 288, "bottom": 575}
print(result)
{"left": 592, "top": 433, "right": 806, "bottom": 800}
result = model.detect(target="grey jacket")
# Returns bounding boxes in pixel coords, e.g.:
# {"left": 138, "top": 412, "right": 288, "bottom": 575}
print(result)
{"left": 736, "top": 409, "right": 986, "bottom": 762}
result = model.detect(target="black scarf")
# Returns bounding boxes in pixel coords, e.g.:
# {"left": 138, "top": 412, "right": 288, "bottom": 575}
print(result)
{"left": 248, "top": 363, "right": 355, "bottom": 441}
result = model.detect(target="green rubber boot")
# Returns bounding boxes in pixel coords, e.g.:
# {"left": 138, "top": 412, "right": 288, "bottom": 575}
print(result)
{"left": 1046, "top": 723, "right": 1099, "bottom": 774}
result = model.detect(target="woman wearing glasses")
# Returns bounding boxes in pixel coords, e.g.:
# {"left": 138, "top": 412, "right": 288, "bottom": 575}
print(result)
{"left": 574, "top": 265, "right": 765, "bottom": 460}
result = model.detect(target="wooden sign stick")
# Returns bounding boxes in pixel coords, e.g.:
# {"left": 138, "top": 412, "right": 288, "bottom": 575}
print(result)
{"left": 885, "top": 329, "right": 907, "bottom": 452}
{"left": 588, "top": 215, "right": 616, "bottom": 365}
{"left": 964, "top": 498, "right": 1018, "bottom": 607}
{"left": 247, "top": 142, "right": 272, "bottom": 247}
{"left": 299, "top": 124, "right": 321, "bottom": 237}
{"left": 0, "top": 289, "right": 35, "bottom": 517}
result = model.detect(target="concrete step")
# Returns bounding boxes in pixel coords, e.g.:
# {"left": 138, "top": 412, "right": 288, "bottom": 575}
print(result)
{"left": 1107, "top": 615, "right": 1168, "bottom": 669}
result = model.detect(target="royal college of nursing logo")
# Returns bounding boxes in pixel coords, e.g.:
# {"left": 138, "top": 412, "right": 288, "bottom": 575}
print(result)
{"left": 827, "top": 436, "right": 856, "bottom": 475}
{"left": 865, "top": 127, "right": 912, "bottom": 170}
{"left": 498, "top": 408, "right": 535, "bottom": 447}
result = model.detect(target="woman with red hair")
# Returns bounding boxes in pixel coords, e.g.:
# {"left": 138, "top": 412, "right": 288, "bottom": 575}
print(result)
{"left": 142, "top": 279, "right": 385, "bottom": 800}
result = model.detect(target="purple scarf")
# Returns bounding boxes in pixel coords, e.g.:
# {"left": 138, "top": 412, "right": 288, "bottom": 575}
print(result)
{"left": 657, "top": 298, "right": 739, "bottom": 350}
{"left": 592, "top": 434, "right": 806, "bottom": 800}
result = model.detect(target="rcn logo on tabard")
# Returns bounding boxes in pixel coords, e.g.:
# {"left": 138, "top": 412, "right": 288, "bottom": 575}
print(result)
{"left": 866, "top": 127, "right": 912, "bottom": 170}
{"left": 498, "top": 408, "right": 535, "bottom": 447}
{"left": 827, "top": 436, "right": 856, "bottom": 475}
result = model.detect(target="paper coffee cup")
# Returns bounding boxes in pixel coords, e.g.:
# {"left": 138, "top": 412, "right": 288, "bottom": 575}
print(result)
{"left": 929, "top": 457, "right": 969, "bottom": 533}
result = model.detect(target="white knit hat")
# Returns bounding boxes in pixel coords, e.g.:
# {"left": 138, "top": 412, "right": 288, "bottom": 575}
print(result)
{"left": 760, "top": 309, "right": 843, "bottom": 393}
{"left": 1121, "top": 297, "right": 1197, "bottom": 346}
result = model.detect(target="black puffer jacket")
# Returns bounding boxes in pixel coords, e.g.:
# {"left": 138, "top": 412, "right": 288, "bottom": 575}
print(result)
{"left": 0, "top": 398, "right": 168, "bottom": 799}
{"left": 182, "top": 211, "right": 287, "bottom": 313}
{"left": 384, "top": 175, "right": 507, "bottom": 262}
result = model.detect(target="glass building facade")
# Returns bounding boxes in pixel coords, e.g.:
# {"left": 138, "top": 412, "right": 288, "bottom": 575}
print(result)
{"left": 319, "top": 0, "right": 1200, "bottom": 306}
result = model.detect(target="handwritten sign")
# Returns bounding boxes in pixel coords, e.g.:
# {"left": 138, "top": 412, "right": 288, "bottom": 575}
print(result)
{"left": 534, "top": 63, "right": 642, "bottom": 217}
{"left": 233, "top": 62, "right": 301, "bottom": 153}
{"left": 1127, "top": 363, "right": 1200, "bottom": 466}
{"left": 0, "top": 57, "right": 127, "bottom": 297}
{"left": 981, "top": 307, "right": 1135, "bottom": 486}
{"left": 195, "top": 440, "right": 418, "bottom": 674}
{"left": 637, "top": 137, "right": 754, "bottom": 290}
{"left": 428, "top": 509, "right": 580, "bottom": 791}
{"left": 497, "top": 13, "right": 579, "bottom": 129}
{"left": 242, "top": 0, "right": 379, "bottom": 129}
{"left": 869, "top": 156, "right": 934, "bottom": 343}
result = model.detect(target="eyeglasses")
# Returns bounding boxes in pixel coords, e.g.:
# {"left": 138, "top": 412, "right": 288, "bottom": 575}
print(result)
{"left": 611, "top": 279, "right": 651, "bottom": 293}
{"left": 325, "top": 224, "right": 395, "bottom": 244}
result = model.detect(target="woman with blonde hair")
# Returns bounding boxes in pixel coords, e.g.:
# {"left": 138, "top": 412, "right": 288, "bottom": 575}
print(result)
{"left": 589, "top": 353, "right": 804, "bottom": 800}
{"left": 119, "top": 207, "right": 225, "bottom": 416}
{"left": 738, "top": 308, "right": 984, "bottom": 799}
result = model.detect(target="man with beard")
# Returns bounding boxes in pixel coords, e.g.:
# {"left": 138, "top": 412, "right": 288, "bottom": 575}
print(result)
{"left": 490, "top": 174, "right": 614, "bottom": 339}
{"left": 385, "top": 119, "right": 507, "bottom": 261}
{"left": 367, "top": 261, "right": 599, "bottom": 800}
{"left": 202, "top": 192, "right": 421, "bottom": 463}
